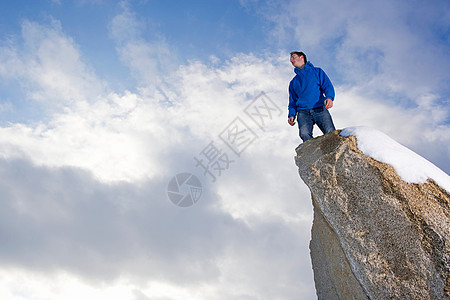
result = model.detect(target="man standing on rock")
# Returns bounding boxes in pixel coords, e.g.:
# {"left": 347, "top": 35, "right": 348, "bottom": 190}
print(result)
{"left": 288, "top": 51, "right": 336, "bottom": 144}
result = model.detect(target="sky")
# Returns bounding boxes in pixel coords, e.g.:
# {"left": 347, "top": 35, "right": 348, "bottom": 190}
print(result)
{"left": 0, "top": 0, "right": 449, "bottom": 299}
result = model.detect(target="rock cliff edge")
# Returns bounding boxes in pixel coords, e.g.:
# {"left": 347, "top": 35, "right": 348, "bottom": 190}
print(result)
{"left": 295, "top": 129, "right": 450, "bottom": 300}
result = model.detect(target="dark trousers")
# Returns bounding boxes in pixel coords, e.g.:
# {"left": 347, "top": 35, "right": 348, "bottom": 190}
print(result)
{"left": 297, "top": 106, "right": 336, "bottom": 142}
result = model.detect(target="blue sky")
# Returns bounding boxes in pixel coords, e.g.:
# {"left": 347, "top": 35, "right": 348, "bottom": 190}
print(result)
{"left": 0, "top": 1, "right": 449, "bottom": 299}
{"left": 0, "top": 1, "right": 272, "bottom": 96}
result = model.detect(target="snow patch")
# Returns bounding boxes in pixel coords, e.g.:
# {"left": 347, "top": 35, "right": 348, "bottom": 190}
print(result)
{"left": 340, "top": 126, "right": 450, "bottom": 192}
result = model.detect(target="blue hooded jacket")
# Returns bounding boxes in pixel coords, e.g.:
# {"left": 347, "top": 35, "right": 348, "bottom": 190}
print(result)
{"left": 288, "top": 61, "right": 335, "bottom": 118}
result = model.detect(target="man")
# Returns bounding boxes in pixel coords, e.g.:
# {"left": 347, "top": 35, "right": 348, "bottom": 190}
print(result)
{"left": 288, "top": 51, "right": 336, "bottom": 144}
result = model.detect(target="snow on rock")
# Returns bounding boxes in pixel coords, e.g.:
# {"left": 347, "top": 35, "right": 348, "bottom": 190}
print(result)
{"left": 340, "top": 126, "right": 450, "bottom": 192}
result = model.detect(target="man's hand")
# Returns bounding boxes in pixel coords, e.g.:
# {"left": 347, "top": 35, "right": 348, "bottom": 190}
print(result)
{"left": 288, "top": 116, "right": 296, "bottom": 126}
{"left": 324, "top": 98, "right": 333, "bottom": 109}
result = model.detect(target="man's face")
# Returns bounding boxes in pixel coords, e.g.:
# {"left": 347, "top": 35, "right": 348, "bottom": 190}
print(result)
{"left": 290, "top": 54, "right": 304, "bottom": 68}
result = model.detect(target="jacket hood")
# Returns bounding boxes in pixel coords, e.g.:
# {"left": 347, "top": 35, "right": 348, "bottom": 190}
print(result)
{"left": 294, "top": 61, "right": 314, "bottom": 75}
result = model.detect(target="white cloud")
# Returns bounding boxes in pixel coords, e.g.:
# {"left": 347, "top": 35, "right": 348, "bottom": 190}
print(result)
{"left": 265, "top": 0, "right": 450, "bottom": 173}
{"left": 109, "top": 1, "right": 174, "bottom": 96}
{"left": 0, "top": 52, "right": 289, "bottom": 183}
{"left": 269, "top": 0, "right": 450, "bottom": 107}
{"left": 0, "top": 11, "right": 317, "bottom": 298}
{"left": 0, "top": 19, "right": 105, "bottom": 109}
{"left": 332, "top": 86, "right": 450, "bottom": 174}
{"left": 0, "top": 154, "right": 315, "bottom": 299}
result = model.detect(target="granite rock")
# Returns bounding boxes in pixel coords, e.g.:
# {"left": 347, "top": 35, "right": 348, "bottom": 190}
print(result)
{"left": 295, "top": 130, "right": 450, "bottom": 300}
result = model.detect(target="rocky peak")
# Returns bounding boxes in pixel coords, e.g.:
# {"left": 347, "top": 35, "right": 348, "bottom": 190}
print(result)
{"left": 295, "top": 129, "right": 450, "bottom": 299}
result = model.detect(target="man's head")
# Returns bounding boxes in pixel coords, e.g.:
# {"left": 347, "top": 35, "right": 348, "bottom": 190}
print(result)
{"left": 290, "top": 51, "right": 307, "bottom": 68}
